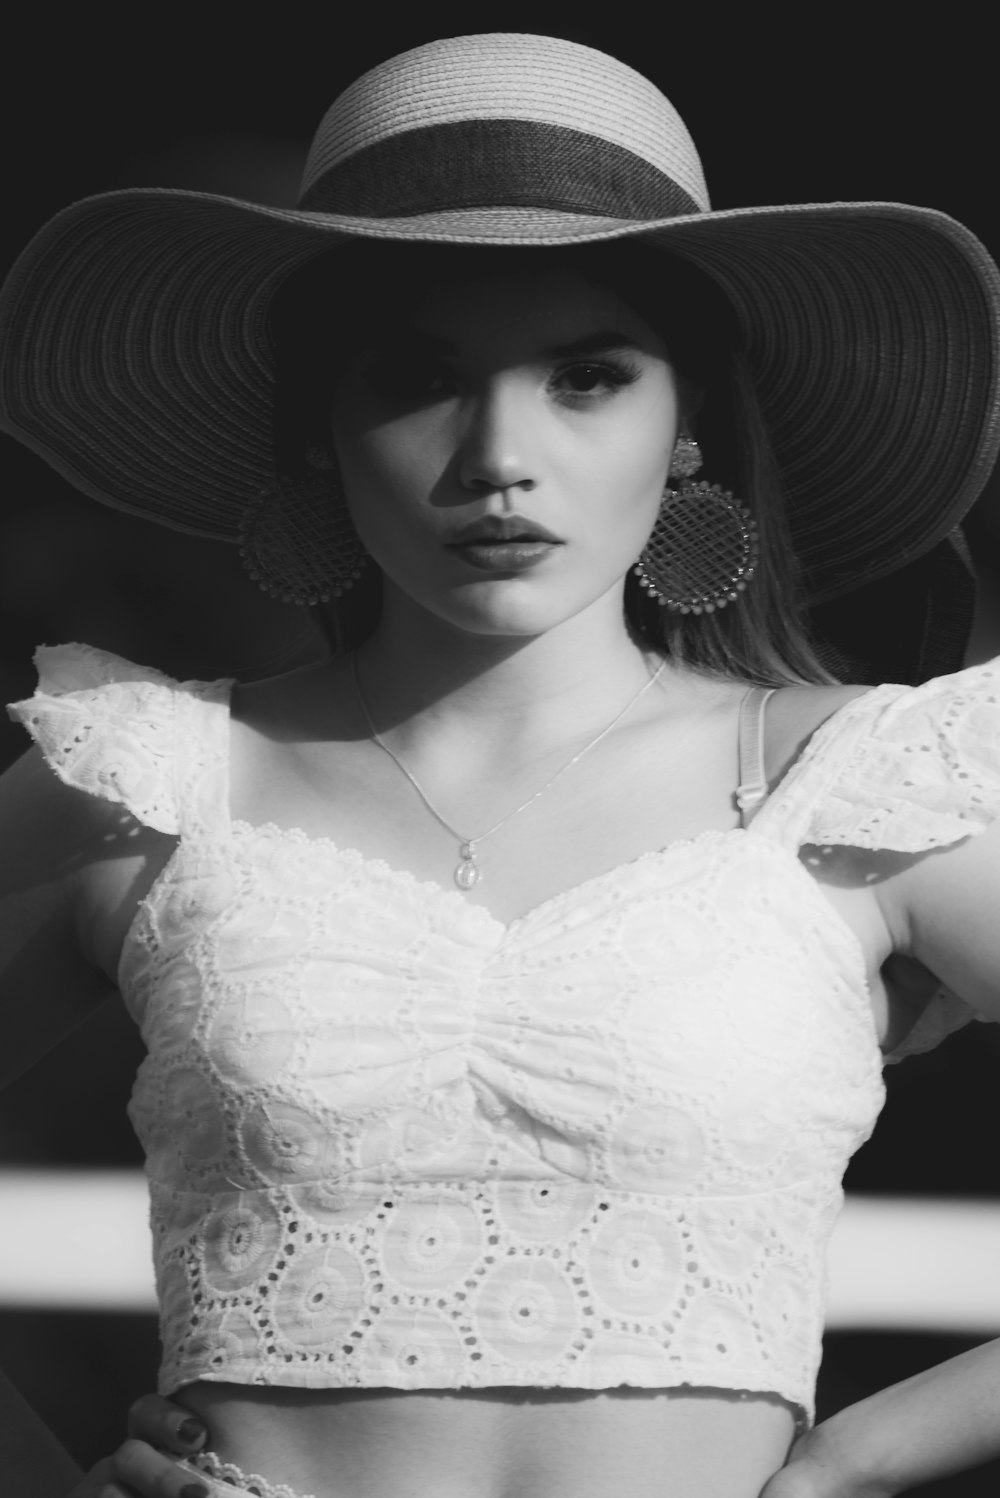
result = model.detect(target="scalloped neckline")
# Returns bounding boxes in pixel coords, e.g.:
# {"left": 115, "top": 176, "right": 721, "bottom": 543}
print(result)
{"left": 228, "top": 816, "right": 745, "bottom": 932}
{"left": 218, "top": 815, "right": 876, "bottom": 1044}
{"left": 220, "top": 684, "right": 885, "bottom": 936}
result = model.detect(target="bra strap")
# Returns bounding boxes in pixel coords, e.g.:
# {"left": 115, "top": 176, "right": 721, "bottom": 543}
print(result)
{"left": 736, "top": 686, "right": 776, "bottom": 827}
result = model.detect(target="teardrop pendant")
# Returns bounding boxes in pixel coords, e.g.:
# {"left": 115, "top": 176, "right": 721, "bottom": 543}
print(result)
{"left": 454, "top": 842, "right": 481, "bottom": 890}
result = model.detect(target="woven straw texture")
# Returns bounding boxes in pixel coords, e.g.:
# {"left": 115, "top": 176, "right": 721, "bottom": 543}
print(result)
{"left": 302, "top": 34, "right": 710, "bottom": 210}
{"left": 1, "top": 33, "right": 999, "bottom": 604}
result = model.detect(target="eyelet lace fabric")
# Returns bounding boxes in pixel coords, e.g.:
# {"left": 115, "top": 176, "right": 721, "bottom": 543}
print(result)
{"left": 8, "top": 646, "right": 1000, "bottom": 1427}
{"left": 6, "top": 641, "right": 231, "bottom": 836}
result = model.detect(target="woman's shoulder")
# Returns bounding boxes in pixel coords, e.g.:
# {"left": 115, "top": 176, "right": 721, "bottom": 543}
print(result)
{"left": 228, "top": 655, "right": 366, "bottom": 833}
{"left": 762, "top": 680, "right": 873, "bottom": 786}
{"left": 229, "top": 652, "right": 346, "bottom": 738}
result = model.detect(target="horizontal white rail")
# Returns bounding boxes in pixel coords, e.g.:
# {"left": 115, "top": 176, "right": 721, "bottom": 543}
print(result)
{"left": 1, "top": 1171, "right": 998, "bottom": 1330}
{"left": 827, "top": 1195, "right": 1000, "bottom": 1332}
{"left": 0, "top": 1169, "right": 154, "bottom": 1310}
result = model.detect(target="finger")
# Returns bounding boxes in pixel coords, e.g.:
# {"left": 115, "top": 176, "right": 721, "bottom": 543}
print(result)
{"left": 109, "top": 1437, "right": 210, "bottom": 1497}
{"left": 127, "top": 1393, "right": 208, "bottom": 1453}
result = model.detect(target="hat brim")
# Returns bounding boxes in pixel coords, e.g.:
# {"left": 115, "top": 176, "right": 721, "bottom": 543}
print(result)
{"left": 1, "top": 188, "right": 999, "bottom": 603}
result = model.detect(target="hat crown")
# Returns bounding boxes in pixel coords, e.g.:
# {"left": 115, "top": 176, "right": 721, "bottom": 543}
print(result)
{"left": 300, "top": 33, "right": 711, "bottom": 215}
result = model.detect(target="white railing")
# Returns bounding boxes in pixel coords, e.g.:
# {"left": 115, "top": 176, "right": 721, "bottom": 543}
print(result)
{"left": 1, "top": 1170, "right": 999, "bottom": 1330}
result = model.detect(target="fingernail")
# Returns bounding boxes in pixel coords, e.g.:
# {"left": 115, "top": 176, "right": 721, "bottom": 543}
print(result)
{"left": 181, "top": 1483, "right": 209, "bottom": 1498}
{"left": 178, "top": 1417, "right": 207, "bottom": 1446}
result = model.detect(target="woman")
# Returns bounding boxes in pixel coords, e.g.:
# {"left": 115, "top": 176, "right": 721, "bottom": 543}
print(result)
{"left": 2, "top": 31, "right": 1000, "bottom": 1498}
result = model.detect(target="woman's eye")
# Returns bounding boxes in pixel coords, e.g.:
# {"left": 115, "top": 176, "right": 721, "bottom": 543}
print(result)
{"left": 555, "top": 361, "right": 639, "bottom": 397}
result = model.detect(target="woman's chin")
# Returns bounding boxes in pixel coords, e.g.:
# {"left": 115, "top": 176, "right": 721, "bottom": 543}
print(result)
{"left": 433, "top": 596, "right": 597, "bottom": 642}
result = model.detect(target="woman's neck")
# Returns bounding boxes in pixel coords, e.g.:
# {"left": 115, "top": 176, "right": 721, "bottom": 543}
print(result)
{"left": 351, "top": 588, "right": 671, "bottom": 758}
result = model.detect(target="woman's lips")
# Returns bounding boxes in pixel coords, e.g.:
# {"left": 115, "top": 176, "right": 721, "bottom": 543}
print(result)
{"left": 449, "top": 539, "right": 560, "bottom": 571}
{"left": 445, "top": 515, "right": 563, "bottom": 571}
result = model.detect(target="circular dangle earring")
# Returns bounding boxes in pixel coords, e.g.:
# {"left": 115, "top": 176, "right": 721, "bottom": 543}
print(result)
{"left": 634, "top": 435, "right": 758, "bottom": 615}
{"left": 239, "top": 445, "right": 370, "bottom": 605}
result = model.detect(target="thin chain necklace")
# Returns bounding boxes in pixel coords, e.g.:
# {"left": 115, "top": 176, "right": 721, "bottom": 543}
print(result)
{"left": 350, "top": 653, "right": 667, "bottom": 891}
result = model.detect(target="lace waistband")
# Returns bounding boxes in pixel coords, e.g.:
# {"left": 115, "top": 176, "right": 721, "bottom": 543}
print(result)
{"left": 179, "top": 1450, "right": 317, "bottom": 1498}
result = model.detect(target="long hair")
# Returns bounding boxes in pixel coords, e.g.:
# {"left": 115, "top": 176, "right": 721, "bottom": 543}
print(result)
{"left": 269, "top": 242, "right": 835, "bottom": 684}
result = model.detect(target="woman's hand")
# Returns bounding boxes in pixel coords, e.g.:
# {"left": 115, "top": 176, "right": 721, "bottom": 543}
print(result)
{"left": 758, "top": 1468, "right": 824, "bottom": 1498}
{"left": 761, "top": 1335, "right": 1000, "bottom": 1498}
{"left": 758, "top": 1466, "right": 884, "bottom": 1498}
{"left": 65, "top": 1395, "right": 210, "bottom": 1498}
{"left": 756, "top": 1430, "right": 893, "bottom": 1498}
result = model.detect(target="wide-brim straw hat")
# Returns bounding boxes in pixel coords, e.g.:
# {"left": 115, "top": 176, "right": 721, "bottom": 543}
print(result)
{"left": 1, "top": 32, "right": 999, "bottom": 605}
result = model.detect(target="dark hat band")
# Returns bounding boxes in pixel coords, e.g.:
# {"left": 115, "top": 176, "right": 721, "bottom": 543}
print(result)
{"left": 298, "top": 119, "right": 702, "bottom": 221}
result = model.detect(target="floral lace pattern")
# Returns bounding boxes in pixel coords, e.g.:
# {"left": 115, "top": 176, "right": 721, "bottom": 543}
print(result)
{"left": 8, "top": 646, "right": 1000, "bottom": 1427}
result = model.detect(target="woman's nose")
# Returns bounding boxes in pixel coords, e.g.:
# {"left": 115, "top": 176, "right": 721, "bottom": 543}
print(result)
{"left": 457, "top": 381, "right": 538, "bottom": 494}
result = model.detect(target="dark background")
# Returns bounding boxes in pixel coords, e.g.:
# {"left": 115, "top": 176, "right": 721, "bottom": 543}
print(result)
{"left": 1, "top": 5, "right": 999, "bottom": 1493}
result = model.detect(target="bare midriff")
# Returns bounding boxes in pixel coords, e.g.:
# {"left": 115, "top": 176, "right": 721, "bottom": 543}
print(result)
{"left": 180, "top": 1382, "right": 796, "bottom": 1498}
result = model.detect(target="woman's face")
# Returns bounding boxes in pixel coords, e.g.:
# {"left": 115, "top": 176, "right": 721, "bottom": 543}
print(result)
{"left": 330, "top": 264, "right": 680, "bottom": 640}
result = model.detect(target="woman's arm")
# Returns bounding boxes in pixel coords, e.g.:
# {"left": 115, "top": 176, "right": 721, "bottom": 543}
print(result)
{"left": 0, "top": 748, "right": 123, "bottom": 1087}
{"left": 761, "top": 822, "right": 1000, "bottom": 1497}
{"left": 879, "top": 814, "right": 1000, "bottom": 1027}
{"left": 1, "top": 750, "right": 201, "bottom": 1494}
{"left": 761, "top": 1339, "right": 1000, "bottom": 1497}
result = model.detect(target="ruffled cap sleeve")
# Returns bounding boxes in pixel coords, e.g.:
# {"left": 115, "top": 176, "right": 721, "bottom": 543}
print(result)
{"left": 755, "top": 659, "right": 1000, "bottom": 854}
{"left": 754, "top": 659, "right": 1000, "bottom": 1063}
{"left": 6, "top": 642, "right": 230, "bottom": 836}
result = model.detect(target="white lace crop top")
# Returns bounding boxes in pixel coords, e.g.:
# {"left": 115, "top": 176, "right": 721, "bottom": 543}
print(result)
{"left": 9, "top": 644, "right": 1000, "bottom": 1424}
